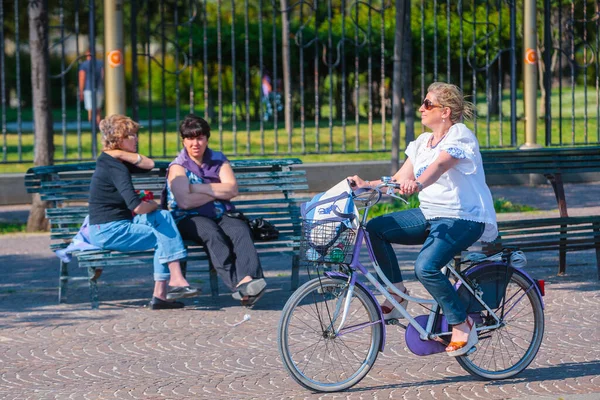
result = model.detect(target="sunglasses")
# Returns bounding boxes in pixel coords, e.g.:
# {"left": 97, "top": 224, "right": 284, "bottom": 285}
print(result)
{"left": 422, "top": 98, "right": 444, "bottom": 111}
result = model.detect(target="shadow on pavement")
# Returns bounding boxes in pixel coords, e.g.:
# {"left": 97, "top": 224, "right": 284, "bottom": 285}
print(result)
{"left": 347, "top": 360, "right": 600, "bottom": 393}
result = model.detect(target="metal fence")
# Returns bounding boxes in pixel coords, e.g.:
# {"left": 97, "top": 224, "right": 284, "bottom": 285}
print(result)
{"left": 1, "top": 0, "right": 599, "bottom": 164}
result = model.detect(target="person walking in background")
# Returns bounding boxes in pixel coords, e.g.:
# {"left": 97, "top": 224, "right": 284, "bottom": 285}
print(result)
{"left": 78, "top": 50, "right": 104, "bottom": 125}
{"left": 348, "top": 82, "right": 497, "bottom": 357}
{"left": 261, "top": 70, "right": 273, "bottom": 121}
{"left": 88, "top": 114, "right": 200, "bottom": 310}
{"left": 164, "top": 114, "right": 267, "bottom": 307}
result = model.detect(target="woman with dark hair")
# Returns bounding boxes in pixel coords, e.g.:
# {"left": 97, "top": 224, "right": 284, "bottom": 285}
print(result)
{"left": 165, "top": 114, "right": 267, "bottom": 307}
{"left": 88, "top": 114, "right": 199, "bottom": 310}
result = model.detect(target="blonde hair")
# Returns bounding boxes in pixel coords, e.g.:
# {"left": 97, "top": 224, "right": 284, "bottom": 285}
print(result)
{"left": 427, "top": 82, "right": 476, "bottom": 123}
{"left": 99, "top": 115, "right": 139, "bottom": 150}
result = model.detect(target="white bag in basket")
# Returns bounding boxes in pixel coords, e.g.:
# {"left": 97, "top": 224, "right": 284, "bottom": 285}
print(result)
{"left": 300, "top": 179, "right": 359, "bottom": 248}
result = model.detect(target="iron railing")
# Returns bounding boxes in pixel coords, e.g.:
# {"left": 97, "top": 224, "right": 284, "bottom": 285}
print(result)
{"left": 1, "top": 0, "right": 599, "bottom": 164}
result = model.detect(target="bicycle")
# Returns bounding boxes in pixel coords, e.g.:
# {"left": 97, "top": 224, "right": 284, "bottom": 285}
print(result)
{"left": 278, "top": 177, "right": 545, "bottom": 392}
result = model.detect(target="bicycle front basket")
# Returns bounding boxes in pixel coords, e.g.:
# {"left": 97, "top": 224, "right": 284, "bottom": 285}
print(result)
{"left": 299, "top": 219, "right": 356, "bottom": 264}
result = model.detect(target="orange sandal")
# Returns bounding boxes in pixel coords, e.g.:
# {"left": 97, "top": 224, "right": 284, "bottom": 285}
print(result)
{"left": 445, "top": 317, "right": 478, "bottom": 357}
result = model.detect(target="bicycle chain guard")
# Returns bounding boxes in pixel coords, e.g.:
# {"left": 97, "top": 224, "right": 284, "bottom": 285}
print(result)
{"left": 405, "top": 315, "right": 448, "bottom": 356}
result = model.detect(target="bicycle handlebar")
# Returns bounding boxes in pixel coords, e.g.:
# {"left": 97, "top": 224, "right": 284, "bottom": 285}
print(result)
{"left": 348, "top": 177, "right": 409, "bottom": 205}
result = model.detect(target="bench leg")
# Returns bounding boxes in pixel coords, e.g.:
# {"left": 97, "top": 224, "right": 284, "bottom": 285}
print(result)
{"left": 210, "top": 268, "right": 219, "bottom": 298}
{"left": 58, "top": 261, "right": 69, "bottom": 304}
{"left": 545, "top": 173, "right": 568, "bottom": 218}
{"left": 88, "top": 267, "right": 102, "bottom": 309}
{"left": 180, "top": 260, "right": 187, "bottom": 278}
{"left": 594, "top": 223, "right": 600, "bottom": 280}
{"left": 596, "top": 246, "right": 600, "bottom": 281}
{"left": 558, "top": 222, "right": 567, "bottom": 276}
{"left": 291, "top": 254, "right": 300, "bottom": 291}
{"left": 558, "top": 248, "right": 567, "bottom": 276}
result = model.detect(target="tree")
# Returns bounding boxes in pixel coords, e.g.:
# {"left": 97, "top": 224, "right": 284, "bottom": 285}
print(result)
{"left": 27, "top": 0, "right": 54, "bottom": 232}
{"left": 391, "top": 0, "right": 407, "bottom": 173}
{"left": 401, "top": 0, "right": 415, "bottom": 148}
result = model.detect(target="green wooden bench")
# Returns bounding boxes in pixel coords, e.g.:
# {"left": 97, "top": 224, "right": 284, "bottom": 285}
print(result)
{"left": 484, "top": 216, "right": 600, "bottom": 278}
{"left": 25, "top": 159, "right": 309, "bottom": 308}
{"left": 481, "top": 146, "right": 600, "bottom": 278}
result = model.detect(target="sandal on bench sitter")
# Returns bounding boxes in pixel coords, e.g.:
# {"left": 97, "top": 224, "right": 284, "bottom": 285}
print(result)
{"left": 166, "top": 286, "right": 201, "bottom": 300}
{"left": 240, "top": 287, "right": 267, "bottom": 308}
{"left": 232, "top": 278, "right": 267, "bottom": 301}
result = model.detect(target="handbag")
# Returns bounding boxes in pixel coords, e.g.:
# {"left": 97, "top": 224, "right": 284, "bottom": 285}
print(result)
{"left": 226, "top": 212, "right": 279, "bottom": 241}
{"left": 248, "top": 217, "right": 279, "bottom": 241}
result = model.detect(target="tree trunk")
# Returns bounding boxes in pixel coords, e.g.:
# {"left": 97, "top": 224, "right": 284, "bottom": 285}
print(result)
{"left": 538, "top": 45, "right": 546, "bottom": 118}
{"left": 280, "top": 0, "right": 293, "bottom": 145}
{"left": 206, "top": 64, "right": 215, "bottom": 121}
{"left": 489, "top": 69, "right": 500, "bottom": 116}
{"left": 391, "top": 0, "right": 407, "bottom": 172}
{"left": 27, "top": 0, "right": 54, "bottom": 232}
{"left": 335, "top": 76, "right": 343, "bottom": 120}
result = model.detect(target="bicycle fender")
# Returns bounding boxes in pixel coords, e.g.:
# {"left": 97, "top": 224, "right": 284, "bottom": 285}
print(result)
{"left": 325, "top": 271, "right": 386, "bottom": 352}
{"left": 459, "top": 261, "right": 545, "bottom": 310}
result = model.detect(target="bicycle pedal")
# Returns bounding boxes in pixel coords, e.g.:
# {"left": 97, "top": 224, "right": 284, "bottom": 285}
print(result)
{"left": 385, "top": 319, "right": 407, "bottom": 329}
{"left": 466, "top": 345, "right": 477, "bottom": 355}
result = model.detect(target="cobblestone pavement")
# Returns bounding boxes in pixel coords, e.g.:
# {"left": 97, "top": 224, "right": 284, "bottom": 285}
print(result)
{"left": 1, "top": 183, "right": 599, "bottom": 399}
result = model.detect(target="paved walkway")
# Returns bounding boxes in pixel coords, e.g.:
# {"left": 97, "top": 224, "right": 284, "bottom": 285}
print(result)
{"left": 1, "top": 182, "right": 599, "bottom": 399}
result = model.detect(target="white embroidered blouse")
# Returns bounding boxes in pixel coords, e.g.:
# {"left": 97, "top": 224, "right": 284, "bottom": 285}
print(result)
{"left": 405, "top": 123, "right": 498, "bottom": 242}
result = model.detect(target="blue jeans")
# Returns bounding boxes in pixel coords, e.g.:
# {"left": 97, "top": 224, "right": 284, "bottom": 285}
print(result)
{"left": 88, "top": 210, "right": 187, "bottom": 281}
{"left": 366, "top": 208, "right": 485, "bottom": 325}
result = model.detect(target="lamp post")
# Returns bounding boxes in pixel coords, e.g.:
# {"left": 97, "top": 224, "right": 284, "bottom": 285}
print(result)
{"left": 104, "top": 0, "right": 126, "bottom": 116}
{"left": 521, "top": 0, "right": 541, "bottom": 149}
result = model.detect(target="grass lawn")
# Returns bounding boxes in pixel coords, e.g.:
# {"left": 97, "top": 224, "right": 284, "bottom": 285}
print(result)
{"left": 0, "top": 222, "right": 28, "bottom": 234}
{"left": 1, "top": 86, "right": 598, "bottom": 173}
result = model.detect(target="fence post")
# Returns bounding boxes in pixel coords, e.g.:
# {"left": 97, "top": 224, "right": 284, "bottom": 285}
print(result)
{"left": 521, "top": 0, "right": 541, "bottom": 149}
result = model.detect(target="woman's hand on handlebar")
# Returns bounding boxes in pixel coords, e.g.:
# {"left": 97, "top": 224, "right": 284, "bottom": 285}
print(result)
{"left": 347, "top": 175, "right": 370, "bottom": 189}
{"left": 398, "top": 179, "right": 419, "bottom": 196}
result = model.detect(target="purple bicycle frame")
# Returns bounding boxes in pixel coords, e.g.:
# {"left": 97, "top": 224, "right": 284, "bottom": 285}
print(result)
{"left": 324, "top": 227, "right": 387, "bottom": 351}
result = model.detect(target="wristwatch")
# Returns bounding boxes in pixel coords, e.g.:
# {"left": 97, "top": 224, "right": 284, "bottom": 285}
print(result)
{"left": 415, "top": 181, "right": 424, "bottom": 192}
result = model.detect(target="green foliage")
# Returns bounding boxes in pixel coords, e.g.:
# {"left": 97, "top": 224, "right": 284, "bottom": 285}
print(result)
{"left": 493, "top": 197, "right": 537, "bottom": 213}
{"left": 367, "top": 195, "right": 420, "bottom": 220}
{"left": 365, "top": 194, "right": 537, "bottom": 221}
{"left": 0, "top": 222, "right": 27, "bottom": 234}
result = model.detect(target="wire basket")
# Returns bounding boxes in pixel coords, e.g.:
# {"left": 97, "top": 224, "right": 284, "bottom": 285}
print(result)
{"left": 299, "top": 219, "right": 357, "bottom": 265}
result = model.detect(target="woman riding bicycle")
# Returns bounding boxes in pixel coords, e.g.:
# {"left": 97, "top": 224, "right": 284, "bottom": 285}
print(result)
{"left": 348, "top": 82, "right": 498, "bottom": 357}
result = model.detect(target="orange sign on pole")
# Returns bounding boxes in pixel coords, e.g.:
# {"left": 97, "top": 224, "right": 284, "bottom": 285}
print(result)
{"left": 107, "top": 50, "right": 123, "bottom": 68}
{"left": 525, "top": 48, "right": 537, "bottom": 65}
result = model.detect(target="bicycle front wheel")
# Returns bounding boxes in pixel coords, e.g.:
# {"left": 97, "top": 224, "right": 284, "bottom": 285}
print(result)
{"left": 457, "top": 269, "right": 545, "bottom": 379}
{"left": 278, "top": 276, "right": 382, "bottom": 392}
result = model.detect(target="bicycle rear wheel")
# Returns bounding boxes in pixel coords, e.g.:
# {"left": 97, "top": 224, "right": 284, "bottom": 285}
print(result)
{"left": 278, "top": 276, "right": 382, "bottom": 392}
{"left": 457, "top": 269, "right": 544, "bottom": 379}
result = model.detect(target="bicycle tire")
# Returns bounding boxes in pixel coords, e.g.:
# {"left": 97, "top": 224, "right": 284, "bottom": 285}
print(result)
{"left": 278, "top": 276, "right": 382, "bottom": 392}
{"left": 456, "top": 269, "right": 544, "bottom": 379}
